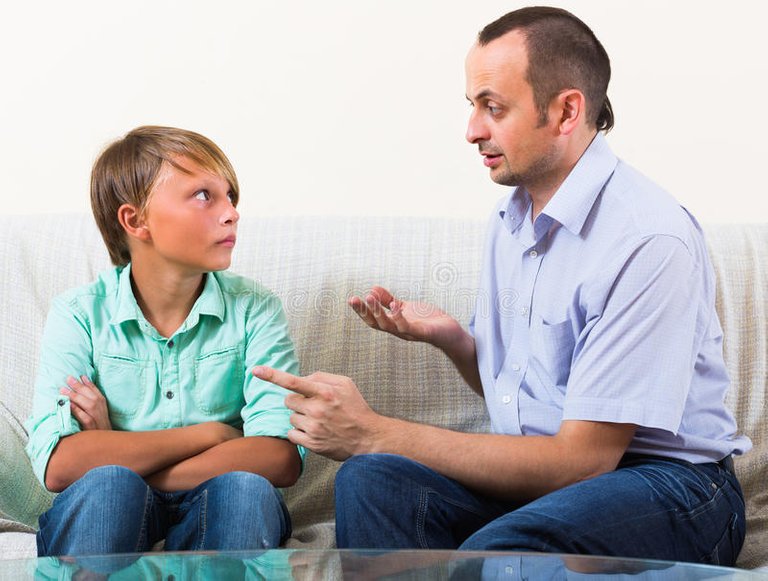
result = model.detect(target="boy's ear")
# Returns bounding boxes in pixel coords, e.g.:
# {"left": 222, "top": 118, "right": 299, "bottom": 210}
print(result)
{"left": 117, "top": 204, "right": 151, "bottom": 242}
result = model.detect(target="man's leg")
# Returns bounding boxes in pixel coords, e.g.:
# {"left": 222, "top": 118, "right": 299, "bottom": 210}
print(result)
{"left": 460, "top": 456, "right": 745, "bottom": 566}
{"left": 37, "top": 465, "right": 159, "bottom": 556}
{"left": 335, "top": 453, "right": 512, "bottom": 549}
{"left": 163, "top": 471, "right": 290, "bottom": 551}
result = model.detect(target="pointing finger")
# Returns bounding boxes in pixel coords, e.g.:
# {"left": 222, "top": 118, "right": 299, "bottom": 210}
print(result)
{"left": 253, "top": 366, "right": 318, "bottom": 397}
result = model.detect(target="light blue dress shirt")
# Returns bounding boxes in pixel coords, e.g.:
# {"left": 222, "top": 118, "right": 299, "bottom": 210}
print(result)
{"left": 26, "top": 265, "right": 304, "bottom": 486}
{"left": 470, "top": 133, "right": 751, "bottom": 463}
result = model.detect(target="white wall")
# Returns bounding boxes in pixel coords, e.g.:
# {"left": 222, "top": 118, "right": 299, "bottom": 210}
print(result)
{"left": 1, "top": 1, "right": 765, "bottom": 223}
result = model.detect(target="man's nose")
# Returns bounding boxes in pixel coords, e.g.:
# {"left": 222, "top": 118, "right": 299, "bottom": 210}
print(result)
{"left": 465, "top": 109, "right": 489, "bottom": 144}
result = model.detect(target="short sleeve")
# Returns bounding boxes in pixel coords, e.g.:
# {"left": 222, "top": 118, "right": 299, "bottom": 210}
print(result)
{"left": 25, "top": 296, "right": 94, "bottom": 488}
{"left": 563, "top": 235, "right": 700, "bottom": 431}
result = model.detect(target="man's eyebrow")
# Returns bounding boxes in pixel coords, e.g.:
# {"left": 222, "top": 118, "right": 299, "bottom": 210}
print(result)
{"left": 466, "top": 89, "right": 503, "bottom": 103}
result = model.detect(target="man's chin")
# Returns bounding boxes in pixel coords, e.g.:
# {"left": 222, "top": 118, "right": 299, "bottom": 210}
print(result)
{"left": 489, "top": 169, "right": 522, "bottom": 187}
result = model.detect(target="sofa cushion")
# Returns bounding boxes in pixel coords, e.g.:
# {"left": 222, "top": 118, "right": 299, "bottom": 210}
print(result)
{"left": 0, "top": 402, "right": 55, "bottom": 528}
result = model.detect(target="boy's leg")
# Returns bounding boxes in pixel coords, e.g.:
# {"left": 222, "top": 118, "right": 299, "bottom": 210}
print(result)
{"left": 334, "top": 453, "right": 512, "bottom": 549}
{"left": 37, "top": 465, "right": 160, "bottom": 556}
{"left": 460, "top": 456, "right": 746, "bottom": 566}
{"left": 163, "top": 471, "right": 290, "bottom": 551}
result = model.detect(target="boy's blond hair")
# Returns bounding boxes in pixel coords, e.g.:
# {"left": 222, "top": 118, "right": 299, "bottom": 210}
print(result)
{"left": 91, "top": 126, "right": 240, "bottom": 266}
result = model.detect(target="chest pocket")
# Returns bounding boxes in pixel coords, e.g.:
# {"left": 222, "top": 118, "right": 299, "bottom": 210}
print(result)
{"left": 192, "top": 347, "right": 245, "bottom": 414}
{"left": 96, "top": 354, "right": 151, "bottom": 421}
{"left": 529, "top": 316, "right": 576, "bottom": 390}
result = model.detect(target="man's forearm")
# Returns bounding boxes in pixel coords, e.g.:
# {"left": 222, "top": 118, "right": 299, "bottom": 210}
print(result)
{"left": 440, "top": 332, "right": 483, "bottom": 395}
{"left": 366, "top": 417, "right": 635, "bottom": 501}
{"left": 145, "top": 436, "right": 302, "bottom": 492}
{"left": 45, "top": 422, "right": 238, "bottom": 492}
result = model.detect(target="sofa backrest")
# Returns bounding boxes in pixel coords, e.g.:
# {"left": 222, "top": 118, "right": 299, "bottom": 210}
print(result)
{"left": 0, "top": 215, "right": 765, "bottom": 566}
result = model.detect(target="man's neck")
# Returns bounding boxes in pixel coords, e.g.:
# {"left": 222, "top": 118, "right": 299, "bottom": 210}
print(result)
{"left": 528, "top": 130, "right": 598, "bottom": 221}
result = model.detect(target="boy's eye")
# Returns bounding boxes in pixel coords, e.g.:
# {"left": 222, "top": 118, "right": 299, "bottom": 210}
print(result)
{"left": 227, "top": 191, "right": 236, "bottom": 203}
{"left": 194, "top": 190, "right": 210, "bottom": 201}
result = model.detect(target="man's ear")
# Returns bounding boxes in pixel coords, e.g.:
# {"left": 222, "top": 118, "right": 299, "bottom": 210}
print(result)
{"left": 555, "top": 89, "right": 585, "bottom": 136}
{"left": 117, "top": 204, "right": 151, "bottom": 242}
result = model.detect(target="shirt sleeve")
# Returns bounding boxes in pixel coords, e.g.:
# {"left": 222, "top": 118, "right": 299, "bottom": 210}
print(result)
{"left": 240, "top": 291, "right": 306, "bottom": 464}
{"left": 562, "top": 234, "right": 702, "bottom": 432}
{"left": 25, "top": 296, "right": 94, "bottom": 487}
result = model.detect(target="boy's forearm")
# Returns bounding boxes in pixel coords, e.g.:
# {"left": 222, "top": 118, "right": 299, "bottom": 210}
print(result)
{"left": 45, "top": 422, "right": 239, "bottom": 492}
{"left": 145, "top": 436, "right": 301, "bottom": 492}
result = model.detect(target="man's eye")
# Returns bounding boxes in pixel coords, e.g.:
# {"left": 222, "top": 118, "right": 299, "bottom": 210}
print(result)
{"left": 488, "top": 105, "right": 501, "bottom": 116}
{"left": 194, "top": 190, "right": 210, "bottom": 201}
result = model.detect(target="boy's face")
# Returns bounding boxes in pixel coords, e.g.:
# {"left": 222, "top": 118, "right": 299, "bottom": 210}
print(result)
{"left": 139, "top": 156, "right": 239, "bottom": 275}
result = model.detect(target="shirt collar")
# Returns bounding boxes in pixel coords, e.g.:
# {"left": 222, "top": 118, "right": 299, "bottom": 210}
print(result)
{"left": 499, "top": 132, "right": 618, "bottom": 237}
{"left": 110, "top": 265, "right": 226, "bottom": 329}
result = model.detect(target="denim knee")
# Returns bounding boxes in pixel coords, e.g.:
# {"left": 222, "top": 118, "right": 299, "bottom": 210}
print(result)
{"left": 198, "top": 471, "right": 290, "bottom": 550}
{"left": 205, "top": 471, "right": 279, "bottom": 511}
{"left": 78, "top": 465, "right": 147, "bottom": 494}
{"left": 336, "top": 453, "right": 408, "bottom": 490}
{"left": 38, "top": 465, "right": 152, "bottom": 556}
{"left": 56, "top": 465, "right": 149, "bottom": 515}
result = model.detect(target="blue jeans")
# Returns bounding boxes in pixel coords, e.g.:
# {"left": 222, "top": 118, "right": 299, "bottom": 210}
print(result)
{"left": 37, "top": 465, "right": 291, "bottom": 557}
{"left": 335, "top": 453, "right": 746, "bottom": 566}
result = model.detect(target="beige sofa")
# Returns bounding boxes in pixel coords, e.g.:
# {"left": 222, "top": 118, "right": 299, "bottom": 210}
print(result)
{"left": 0, "top": 214, "right": 766, "bottom": 569}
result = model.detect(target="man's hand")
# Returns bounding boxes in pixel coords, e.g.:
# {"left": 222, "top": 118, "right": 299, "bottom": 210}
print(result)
{"left": 60, "top": 375, "right": 112, "bottom": 430}
{"left": 348, "top": 286, "right": 466, "bottom": 352}
{"left": 253, "top": 366, "right": 380, "bottom": 461}
{"left": 350, "top": 286, "right": 484, "bottom": 394}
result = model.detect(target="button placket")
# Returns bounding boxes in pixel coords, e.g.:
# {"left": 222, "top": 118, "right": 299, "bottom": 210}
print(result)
{"left": 160, "top": 336, "right": 181, "bottom": 425}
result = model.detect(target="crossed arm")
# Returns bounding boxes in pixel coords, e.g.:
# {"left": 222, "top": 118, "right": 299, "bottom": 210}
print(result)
{"left": 45, "top": 376, "right": 300, "bottom": 493}
{"left": 254, "top": 286, "right": 636, "bottom": 502}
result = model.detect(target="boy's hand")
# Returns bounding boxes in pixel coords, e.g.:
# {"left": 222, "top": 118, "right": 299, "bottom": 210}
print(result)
{"left": 60, "top": 375, "right": 112, "bottom": 430}
{"left": 348, "top": 286, "right": 465, "bottom": 351}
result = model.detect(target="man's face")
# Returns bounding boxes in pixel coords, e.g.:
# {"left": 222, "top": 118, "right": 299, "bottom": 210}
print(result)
{"left": 465, "top": 31, "right": 560, "bottom": 190}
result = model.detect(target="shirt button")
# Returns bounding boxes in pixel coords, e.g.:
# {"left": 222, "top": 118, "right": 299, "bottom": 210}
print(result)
{"left": 165, "top": 391, "right": 174, "bottom": 399}
{"left": 521, "top": 306, "right": 529, "bottom": 316}
{"left": 502, "top": 395, "right": 512, "bottom": 404}
{"left": 529, "top": 250, "right": 538, "bottom": 258}
{"left": 167, "top": 340, "right": 174, "bottom": 348}
{"left": 57, "top": 399, "right": 66, "bottom": 407}
{"left": 511, "top": 363, "right": 521, "bottom": 371}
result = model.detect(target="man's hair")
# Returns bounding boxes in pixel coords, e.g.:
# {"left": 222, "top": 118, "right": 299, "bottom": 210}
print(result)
{"left": 91, "top": 125, "right": 239, "bottom": 266}
{"left": 479, "top": 6, "right": 614, "bottom": 131}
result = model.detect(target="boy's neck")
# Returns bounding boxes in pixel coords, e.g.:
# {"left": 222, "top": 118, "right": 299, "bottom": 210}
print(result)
{"left": 129, "top": 260, "right": 206, "bottom": 338}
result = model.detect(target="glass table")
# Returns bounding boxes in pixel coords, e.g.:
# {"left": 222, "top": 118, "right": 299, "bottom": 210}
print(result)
{"left": 0, "top": 549, "right": 764, "bottom": 580}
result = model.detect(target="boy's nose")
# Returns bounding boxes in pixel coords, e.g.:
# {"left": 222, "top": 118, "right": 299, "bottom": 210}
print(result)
{"left": 223, "top": 205, "right": 239, "bottom": 225}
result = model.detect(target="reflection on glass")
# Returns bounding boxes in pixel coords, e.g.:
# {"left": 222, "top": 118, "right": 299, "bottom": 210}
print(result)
{"left": 19, "top": 550, "right": 762, "bottom": 580}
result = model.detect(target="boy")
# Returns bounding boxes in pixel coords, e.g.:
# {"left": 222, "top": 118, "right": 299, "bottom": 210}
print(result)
{"left": 26, "top": 126, "right": 304, "bottom": 556}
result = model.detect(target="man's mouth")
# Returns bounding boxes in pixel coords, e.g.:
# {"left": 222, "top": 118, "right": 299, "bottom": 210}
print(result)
{"left": 481, "top": 152, "right": 503, "bottom": 168}
{"left": 218, "top": 236, "right": 237, "bottom": 248}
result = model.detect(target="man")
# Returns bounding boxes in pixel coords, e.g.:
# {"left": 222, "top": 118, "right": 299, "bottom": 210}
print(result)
{"left": 254, "top": 6, "right": 750, "bottom": 564}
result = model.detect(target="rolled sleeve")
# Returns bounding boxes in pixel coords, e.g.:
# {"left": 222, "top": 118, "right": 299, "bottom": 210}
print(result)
{"left": 241, "top": 292, "right": 306, "bottom": 464}
{"left": 25, "top": 296, "right": 93, "bottom": 487}
{"left": 25, "top": 396, "right": 80, "bottom": 486}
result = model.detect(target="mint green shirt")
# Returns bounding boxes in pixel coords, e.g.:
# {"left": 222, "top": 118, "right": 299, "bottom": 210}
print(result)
{"left": 25, "top": 265, "right": 304, "bottom": 487}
